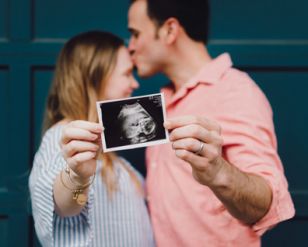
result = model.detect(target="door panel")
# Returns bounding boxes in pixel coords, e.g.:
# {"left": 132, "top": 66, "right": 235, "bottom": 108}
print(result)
{"left": 33, "top": 0, "right": 129, "bottom": 39}
{"left": 0, "top": 68, "right": 9, "bottom": 184}
{"left": 211, "top": 0, "right": 307, "bottom": 39}
{"left": 0, "top": 0, "right": 8, "bottom": 40}
{"left": 31, "top": 67, "right": 54, "bottom": 150}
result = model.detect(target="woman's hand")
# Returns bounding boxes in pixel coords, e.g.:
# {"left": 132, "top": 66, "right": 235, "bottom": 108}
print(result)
{"left": 60, "top": 120, "right": 103, "bottom": 183}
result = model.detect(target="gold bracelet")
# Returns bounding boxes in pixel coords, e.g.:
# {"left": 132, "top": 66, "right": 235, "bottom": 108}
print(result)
{"left": 59, "top": 170, "right": 94, "bottom": 206}
{"left": 64, "top": 166, "right": 96, "bottom": 189}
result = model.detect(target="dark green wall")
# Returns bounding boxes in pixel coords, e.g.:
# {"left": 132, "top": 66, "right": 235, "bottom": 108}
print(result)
{"left": 0, "top": 0, "right": 307, "bottom": 246}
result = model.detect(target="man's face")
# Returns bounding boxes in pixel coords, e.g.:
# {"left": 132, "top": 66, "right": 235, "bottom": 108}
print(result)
{"left": 128, "top": 0, "right": 166, "bottom": 77}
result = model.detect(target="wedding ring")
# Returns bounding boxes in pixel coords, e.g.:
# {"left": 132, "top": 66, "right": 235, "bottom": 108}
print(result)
{"left": 195, "top": 141, "right": 204, "bottom": 156}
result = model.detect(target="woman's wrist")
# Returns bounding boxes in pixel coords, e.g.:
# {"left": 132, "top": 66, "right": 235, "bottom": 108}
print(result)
{"left": 59, "top": 169, "right": 91, "bottom": 206}
{"left": 67, "top": 167, "right": 92, "bottom": 185}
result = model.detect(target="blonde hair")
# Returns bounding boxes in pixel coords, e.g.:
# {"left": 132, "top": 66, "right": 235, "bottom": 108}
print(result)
{"left": 43, "top": 31, "right": 141, "bottom": 197}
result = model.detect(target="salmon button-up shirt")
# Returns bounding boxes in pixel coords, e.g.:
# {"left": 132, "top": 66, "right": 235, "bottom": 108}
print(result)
{"left": 146, "top": 53, "right": 295, "bottom": 247}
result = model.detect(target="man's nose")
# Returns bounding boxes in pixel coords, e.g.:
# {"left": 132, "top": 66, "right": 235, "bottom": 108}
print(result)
{"left": 128, "top": 38, "right": 135, "bottom": 55}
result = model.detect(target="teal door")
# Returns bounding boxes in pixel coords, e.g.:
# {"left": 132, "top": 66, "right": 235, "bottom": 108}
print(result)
{"left": 0, "top": 0, "right": 307, "bottom": 246}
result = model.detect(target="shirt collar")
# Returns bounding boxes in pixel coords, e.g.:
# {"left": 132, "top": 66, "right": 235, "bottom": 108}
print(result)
{"left": 162, "top": 53, "right": 233, "bottom": 106}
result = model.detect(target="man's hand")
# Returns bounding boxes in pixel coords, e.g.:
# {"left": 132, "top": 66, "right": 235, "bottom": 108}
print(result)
{"left": 164, "top": 115, "right": 224, "bottom": 186}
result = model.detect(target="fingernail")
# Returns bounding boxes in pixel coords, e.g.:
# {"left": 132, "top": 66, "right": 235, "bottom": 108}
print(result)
{"left": 164, "top": 121, "right": 170, "bottom": 128}
{"left": 96, "top": 125, "right": 103, "bottom": 132}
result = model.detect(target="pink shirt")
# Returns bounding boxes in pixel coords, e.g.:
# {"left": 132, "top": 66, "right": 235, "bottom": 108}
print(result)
{"left": 146, "top": 53, "right": 295, "bottom": 247}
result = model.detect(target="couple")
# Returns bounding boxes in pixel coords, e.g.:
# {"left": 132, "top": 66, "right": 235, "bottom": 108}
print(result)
{"left": 29, "top": 0, "right": 295, "bottom": 246}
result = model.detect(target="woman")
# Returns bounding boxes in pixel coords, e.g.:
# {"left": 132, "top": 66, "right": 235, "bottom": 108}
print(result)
{"left": 29, "top": 31, "right": 155, "bottom": 246}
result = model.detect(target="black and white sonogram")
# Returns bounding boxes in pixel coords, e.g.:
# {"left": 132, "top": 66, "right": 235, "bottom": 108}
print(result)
{"left": 96, "top": 93, "right": 169, "bottom": 152}
{"left": 117, "top": 102, "right": 157, "bottom": 144}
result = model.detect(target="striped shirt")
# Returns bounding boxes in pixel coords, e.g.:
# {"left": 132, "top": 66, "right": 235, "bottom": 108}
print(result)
{"left": 29, "top": 125, "right": 155, "bottom": 247}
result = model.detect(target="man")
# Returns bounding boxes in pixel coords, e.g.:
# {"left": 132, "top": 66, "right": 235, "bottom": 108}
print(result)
{"left": 128, "top": 0, "right": 295, "bottom": 246}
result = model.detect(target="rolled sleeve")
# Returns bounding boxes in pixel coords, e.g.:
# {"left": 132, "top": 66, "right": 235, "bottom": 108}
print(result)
{"left": 29, "top": 126, "right": 95, "bottom": 246}
{"left": 221, "top": 83, "right": 295, "bottom": 235}
{"left": 249, "top": 164, "right": 295, "bottom": 235}
{"left": 53, "top": 182, "right": 95, "bottom": 246}
{"left": 223, "top": 127, "right": 295, "bottom": 235}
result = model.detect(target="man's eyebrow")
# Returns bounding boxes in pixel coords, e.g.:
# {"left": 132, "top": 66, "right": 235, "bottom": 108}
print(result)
{"left": 128, "top": 28, "right": 139, "bottom": 34}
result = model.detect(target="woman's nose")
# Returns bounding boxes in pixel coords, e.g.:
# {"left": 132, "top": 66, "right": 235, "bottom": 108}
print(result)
{"left": 131, "top": 78, "right": 139, "bottom": 89}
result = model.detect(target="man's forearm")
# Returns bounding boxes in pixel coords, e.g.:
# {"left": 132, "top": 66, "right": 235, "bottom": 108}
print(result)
{"left": 207, "top": 157, "right": 272, "bottom": 225}
{"left": 165, "top": 116, "right": 273, "bottom": 224}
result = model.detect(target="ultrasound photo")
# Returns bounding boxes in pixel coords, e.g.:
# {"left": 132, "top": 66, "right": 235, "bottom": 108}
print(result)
{"left": 96, "top": 93, "right": 169, "bottom": 152}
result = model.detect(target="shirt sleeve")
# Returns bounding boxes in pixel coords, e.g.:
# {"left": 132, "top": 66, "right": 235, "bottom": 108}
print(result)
{"left": 29, "top": 126, "right": 95, "bottom": 246}
{"left": 220, "top": 74, "right": 295, "bottom": 235}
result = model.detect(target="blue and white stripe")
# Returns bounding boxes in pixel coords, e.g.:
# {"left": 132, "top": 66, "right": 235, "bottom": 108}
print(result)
{"left": 29, "top": 125, "right": 155, "bottom": 247}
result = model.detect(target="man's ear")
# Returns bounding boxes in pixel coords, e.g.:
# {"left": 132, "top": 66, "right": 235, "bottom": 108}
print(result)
{"left": 161, "top": 18, "right": 180, "bottom": 45}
